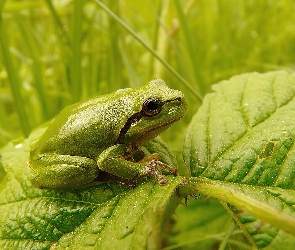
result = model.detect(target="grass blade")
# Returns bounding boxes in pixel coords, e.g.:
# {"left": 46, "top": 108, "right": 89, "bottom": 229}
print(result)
{"left": 94, "top": 0, "right": 203, "bottom": 102}
{"left": 0, "top": 27, "right": 30, "bottom": 136}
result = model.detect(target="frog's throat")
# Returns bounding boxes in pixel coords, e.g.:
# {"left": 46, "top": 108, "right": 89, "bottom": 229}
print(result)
{"left": 131, "top": 114, "right": 184, "bottom": 147}
{"left": 115, "top": 97, "right": 182, "bottom": 144}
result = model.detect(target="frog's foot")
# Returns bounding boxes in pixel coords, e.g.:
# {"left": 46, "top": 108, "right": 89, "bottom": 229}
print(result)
{"left": 140, "top": 159, "right": 177, "bottom": 185}
{"left": 140, "top": 154, "right": 178, "bottom": 175}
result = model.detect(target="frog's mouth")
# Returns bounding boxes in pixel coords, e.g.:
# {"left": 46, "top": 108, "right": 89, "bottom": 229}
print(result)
{"left": 115, "top": 97, "right": 185, "bottom": 145}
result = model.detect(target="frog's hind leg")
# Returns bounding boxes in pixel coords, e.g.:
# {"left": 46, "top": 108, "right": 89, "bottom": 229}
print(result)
{"left": 29, "top": 155, "right": 99, "bottom": 189}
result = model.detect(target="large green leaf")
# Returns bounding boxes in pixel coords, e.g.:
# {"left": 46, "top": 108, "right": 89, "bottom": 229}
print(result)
{"left": 184, "top": 71, "right": 295, "bottom": 248}
{"left": 0, "top": 129, "right": 183, "bottom": 249}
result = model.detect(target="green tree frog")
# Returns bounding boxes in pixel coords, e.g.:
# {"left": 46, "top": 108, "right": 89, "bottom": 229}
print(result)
{"left": 28, "top": 80, "right": 187, "bottom": 189}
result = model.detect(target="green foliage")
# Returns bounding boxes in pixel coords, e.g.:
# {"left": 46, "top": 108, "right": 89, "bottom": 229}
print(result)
{"left": 183, "top": 71, "right": 295, "bottom": 249}
{"left": 2, "top": 71, "right": 295, "bottom": 249}
{"left": 1, "top": 0, "right": 295, "bottom": 249}
{"left": 0, "top": 129, "right": 182, "bottom": 249}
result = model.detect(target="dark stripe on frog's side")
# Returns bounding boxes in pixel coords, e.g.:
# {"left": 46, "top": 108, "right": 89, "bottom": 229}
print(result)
{"left": 115, "top": 111, "right": 144, "bottom": 144}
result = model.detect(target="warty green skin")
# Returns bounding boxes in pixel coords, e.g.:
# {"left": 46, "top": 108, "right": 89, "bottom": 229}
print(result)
{"left": 29, "top": 79, "right": 187, "bottom": 189}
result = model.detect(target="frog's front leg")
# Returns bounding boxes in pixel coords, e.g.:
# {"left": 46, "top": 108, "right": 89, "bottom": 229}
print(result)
{"left": 97, "top": 144, "right": 177, "bottom": 185}
{"left": 29, "top": 155, "right": 99, "bottom": 189}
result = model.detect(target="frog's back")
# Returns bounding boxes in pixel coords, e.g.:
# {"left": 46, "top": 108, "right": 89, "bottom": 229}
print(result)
{"left": 30, "top": 80, "right": 186, "bottom": 161}
{"left": 32, "top": 89, "right": 135, "bottom": 159}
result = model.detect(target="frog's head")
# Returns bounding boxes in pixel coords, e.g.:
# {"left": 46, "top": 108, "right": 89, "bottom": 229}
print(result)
{"left": 117, "top": 79, "right": 188, "bottom": 146}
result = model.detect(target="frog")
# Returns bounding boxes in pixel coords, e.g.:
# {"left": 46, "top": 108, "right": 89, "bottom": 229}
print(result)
{"left": 28, "top": 79, "right": 187, "bottom": 189}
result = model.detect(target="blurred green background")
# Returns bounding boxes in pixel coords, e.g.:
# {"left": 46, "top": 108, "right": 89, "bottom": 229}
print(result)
{"left": 1, "top": 1, "right": 295, "bottom": 249}
{"left": 1, "top": 0, "right": 295, "bottom": 150}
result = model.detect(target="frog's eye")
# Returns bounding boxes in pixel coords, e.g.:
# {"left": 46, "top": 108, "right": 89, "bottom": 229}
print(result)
{"left": 142, "top": 98, "right": 162, "bottom": 116}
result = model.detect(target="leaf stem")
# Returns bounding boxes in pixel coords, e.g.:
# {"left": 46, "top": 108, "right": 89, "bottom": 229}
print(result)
{"left": 191, "top": 177, "right": 295, "bottom": 237}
